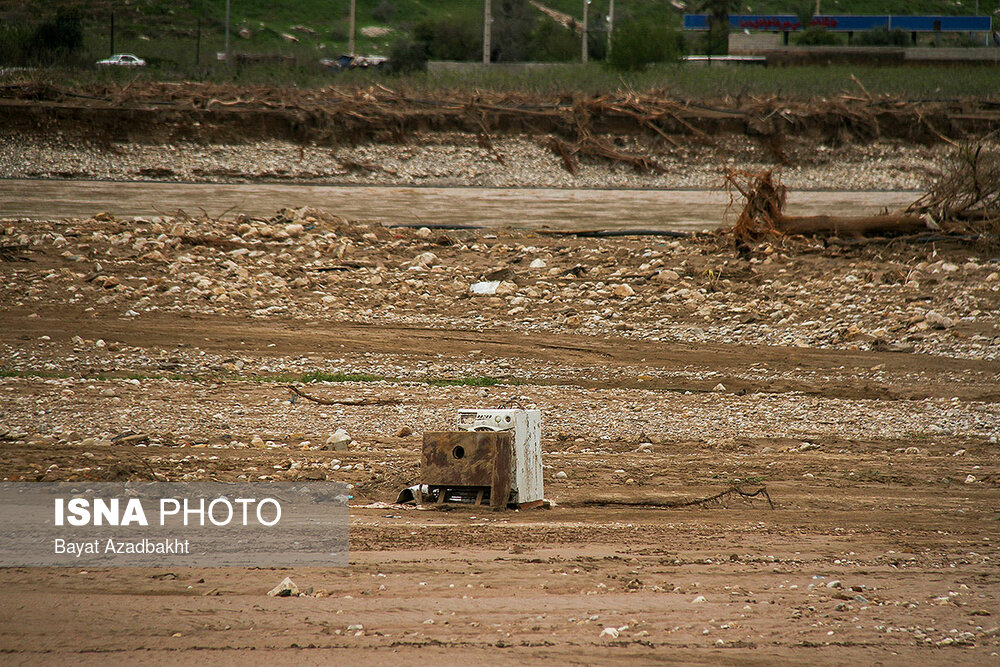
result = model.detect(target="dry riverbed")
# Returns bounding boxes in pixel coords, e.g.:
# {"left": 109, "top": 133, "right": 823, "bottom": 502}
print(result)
{"left": 1, "top": 205, "right": 999, "bottom": 663}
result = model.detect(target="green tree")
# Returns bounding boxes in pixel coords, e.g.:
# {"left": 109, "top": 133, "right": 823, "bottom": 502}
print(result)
{"left": 413, "top": 17, "right": 481, "bottom": 61}
{"left": 530, "top": 20, "right": 577, "bottom": 62}
{"left": 27, "top": 9, "right": 83, "bottom": 62}
{"left": 607, "top": 18, "right": 683, "bottom": 70}
{"left": 694, "top": 0, "right": 734, "bottom": 56}
{"left": 491, "top": 0, "right": 535, "bottom": 62}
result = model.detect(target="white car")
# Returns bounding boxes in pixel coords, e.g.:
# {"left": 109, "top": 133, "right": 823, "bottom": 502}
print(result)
{"left": 96, "top": 54, "right": 146, "bottom": 67}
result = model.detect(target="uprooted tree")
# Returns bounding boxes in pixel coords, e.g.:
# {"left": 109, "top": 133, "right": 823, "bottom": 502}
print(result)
{"left": 726, "top": 139, "right": 1000, "bottom": 247}
{"left": 725, "top": 168, "right": 926, "bottom": 243}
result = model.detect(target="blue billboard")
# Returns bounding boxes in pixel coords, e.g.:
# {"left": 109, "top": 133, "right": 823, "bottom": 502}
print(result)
{"left": 683, "top": 15, "right": 991, "bottom": 32}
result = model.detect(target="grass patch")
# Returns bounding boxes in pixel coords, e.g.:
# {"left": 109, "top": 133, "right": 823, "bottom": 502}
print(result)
{"left": 424, "top": 376, "right": 505, "bottom": 387}
{"left": 261, "top": 371, "right": 386, "bottom": 384}
{"left": 733, "top": 475, "right": 767, "bottom": 486}
{"left": 0, "top": 369, "right": 61, "bottom": 379}
{"left": 23, "top": 61, "right": 1000, "bottom": 101}
{"left": 296, "top": 371, "right": 384, "bottom": 383}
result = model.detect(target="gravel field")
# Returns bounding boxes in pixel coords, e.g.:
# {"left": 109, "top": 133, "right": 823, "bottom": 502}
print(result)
{"left": 1, "top": 132, "right": 946, "bottom": 190}
{"left": 1, "top": 126, "right": 999, "bottom": 662}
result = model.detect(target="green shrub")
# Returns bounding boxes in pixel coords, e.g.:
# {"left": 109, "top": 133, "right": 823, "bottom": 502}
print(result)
{"left": 372, "top": 1, "right": 396, "bottom": 23}
{"left": 608, "top": 19, "right": 683, "bottom": 70}
{"left": 0, "top": 22, "right": 32, "bottom": 64}
{"left": 387, "top": 38, "right": 428, "bottom": 73}
{"left": 29, "top": 9, "right": 84, "bottom": 57}
{"left": 413, "top": 17, "right": 481, "bottom": 61}
{"left": 854, "top": 27, "right": 909, "bottom": 47}
{"left": 529, "top": 20, "right": 577, "bottom": 62}
{"left": 795, "top": 27, "right": 840, "bottom": 46}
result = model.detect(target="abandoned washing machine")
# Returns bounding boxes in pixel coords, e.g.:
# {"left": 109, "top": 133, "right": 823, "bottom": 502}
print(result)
{"left": 418, "top": 409, "right": 543, "bottom": 509}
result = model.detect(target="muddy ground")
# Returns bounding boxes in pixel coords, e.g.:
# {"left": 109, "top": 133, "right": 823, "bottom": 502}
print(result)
{"left": 1, "top": 196, "right": 999, "bottom": 664}
{"left": 1, "top": 81, "right": 999, "bottom": 663}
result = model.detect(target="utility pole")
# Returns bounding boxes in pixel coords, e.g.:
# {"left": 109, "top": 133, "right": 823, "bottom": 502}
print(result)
{"left": 109, "top": 10, "right": 115, "bottom": 56}
{"left": 195, "top": 0, "right": 202, "bottom": 67}
{"left": 483, "top": 0, "right": 491, "bottom": 64}
{"left": 224, "top": 0, "right": 230, "bottom": 61}
{"left": 607, "top": 0, "right": 614, "bottom": 57}
{"left": 581, "top": 0, "right": 588, "bottom": 63}
{"left": 348, "top": 0, "right": 356, "bottom": 55}
{"left": 815, "top": 0, "right": 820, "bottom": 14}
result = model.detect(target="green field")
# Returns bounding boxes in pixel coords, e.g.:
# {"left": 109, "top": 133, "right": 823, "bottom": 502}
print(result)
{"left": 4, "top": 0, "right": 1000, "bottom": 99}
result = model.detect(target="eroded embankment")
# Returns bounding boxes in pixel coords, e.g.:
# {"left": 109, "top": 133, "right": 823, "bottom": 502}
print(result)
{"left": 4, "top": 82, "right": 1000, "bottom": 155}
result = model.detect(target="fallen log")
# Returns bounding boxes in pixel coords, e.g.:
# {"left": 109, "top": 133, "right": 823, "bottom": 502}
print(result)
{"left": 726, "top": 169, "right": 929, "bottom": 241}
{"left": 287, "top": 385, "right": 401, "bottom": 406}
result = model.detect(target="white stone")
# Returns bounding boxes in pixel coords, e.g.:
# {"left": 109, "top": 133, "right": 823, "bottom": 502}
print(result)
{"left": 413, "top": 251, "right": 438, "bottom": 266}
{"left": 470, "top": 281, "right": 500, "bottom": 295}
{"left": 326, "top": 429, "right": 352, "bottom": 450}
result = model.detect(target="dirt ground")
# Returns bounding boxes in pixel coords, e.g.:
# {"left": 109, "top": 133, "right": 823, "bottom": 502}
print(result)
{"left": 0, "top": 80, "right": 998, "bottom": 663}
{"left": 1, "top": 199, "right": 999, "bottom": 664}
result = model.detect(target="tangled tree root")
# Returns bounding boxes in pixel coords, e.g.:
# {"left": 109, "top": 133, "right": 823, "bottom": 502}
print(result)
{"left": 907, "top": 140, "right": 1000, "bottom": 250}
{"left": 725, "top": 168, "right": 927, "bottom": 243}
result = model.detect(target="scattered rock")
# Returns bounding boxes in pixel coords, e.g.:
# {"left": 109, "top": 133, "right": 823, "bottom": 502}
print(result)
{"left": 469, "top": 281, "right": 500, "bottom": 295}
{"left": 654, "top": 269, "right": 680, "bottom": 283}
{"left": 412, "top": 251, "right": 438, "bottom": 267}
{"left": 612, "top": 283, "right": 635, "bottom": 298}
{"left": 326, "top": 429, "right": 352, "bottom": 451}
{"left": 924, "top": 310, "right": 954, "bottom": 329}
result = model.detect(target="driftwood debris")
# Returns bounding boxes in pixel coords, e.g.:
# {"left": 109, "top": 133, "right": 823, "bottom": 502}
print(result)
{"left": 726, "top": 169, "right": 926, "bottom": 242}
{"left": 287, "top": 384, "right": 401, "bottom": 406}
{"left": 906, "top": 141, "right": 1000, "bottom": 246}
{"left": 580, "top": 485, "right": 774, "bottom": 510}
